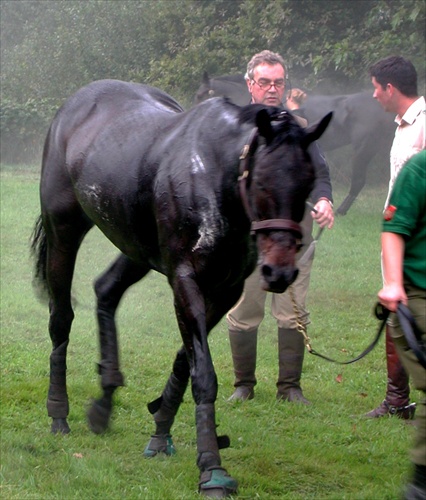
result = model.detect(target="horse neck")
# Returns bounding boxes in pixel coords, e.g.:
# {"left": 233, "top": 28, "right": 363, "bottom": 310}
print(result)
{"left": 212, "top": 80, "right": 249, "bottom": 106}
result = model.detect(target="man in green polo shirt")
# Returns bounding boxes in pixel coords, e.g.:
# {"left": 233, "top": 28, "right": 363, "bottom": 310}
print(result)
{"left": 378, "top": 150, "right": 426, "bottom": 499}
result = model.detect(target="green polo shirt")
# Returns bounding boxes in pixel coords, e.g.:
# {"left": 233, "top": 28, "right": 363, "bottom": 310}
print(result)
{"left": 383, "top": 150, "right": 426, "bottom": 290}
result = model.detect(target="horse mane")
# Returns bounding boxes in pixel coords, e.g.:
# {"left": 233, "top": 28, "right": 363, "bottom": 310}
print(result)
{"left": 238, "top": 105, "right": 303, "bottom": 150}
{"left": 239, "top": 104, "right": 297, "bottom": 127}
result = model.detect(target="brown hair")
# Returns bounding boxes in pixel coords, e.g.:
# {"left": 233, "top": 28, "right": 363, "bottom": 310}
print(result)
{"left": 369, "top": 56, "right": 418, "bottom": 97}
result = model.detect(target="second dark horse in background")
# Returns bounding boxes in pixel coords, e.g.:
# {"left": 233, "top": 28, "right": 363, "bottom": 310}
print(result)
{"left": 31, "top": 79, "right": 331, "bottom": 497}
{"left": 195, "top": 72, "right": 396, "bottom": 215}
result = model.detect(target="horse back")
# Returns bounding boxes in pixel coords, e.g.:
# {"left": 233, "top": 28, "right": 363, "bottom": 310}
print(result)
{"left": 40, "top": 83, "right": 249, "bottom": 272}
{"left": 44, "top": 80, "right": 182, "bottom": 166}
{"left": 342, "top": 92, "right": 395, "bottom": 147}
{"left": 303, "top": 92, "right": 395, "bottom": 152}
{"left": 39, "top": 80, "right": 184, "bottom": 258}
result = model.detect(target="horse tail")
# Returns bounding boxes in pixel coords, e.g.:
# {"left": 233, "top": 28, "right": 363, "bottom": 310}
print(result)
{"left": 31, "top": 215, "right": 50, "bottom": 302}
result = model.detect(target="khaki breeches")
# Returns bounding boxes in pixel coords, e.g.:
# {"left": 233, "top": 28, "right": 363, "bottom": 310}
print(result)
{"left": 227, "top": 212, "right": 314, "bottom": 331}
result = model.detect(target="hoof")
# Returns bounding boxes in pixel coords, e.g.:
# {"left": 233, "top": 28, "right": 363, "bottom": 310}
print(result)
{"left": 51, "top": 418, "right": 70, "bottom": 435}
{"left": 199, "top": 466, "right": 238, "bottom": 498}
{"left": 336, "top": 195, "right": 356, "bottom": 216}
{"left": 143, "top": 434, "right": 176, "bottom": 457}
{"left": 87, "top": 400, "right": 111, "bottom": 434}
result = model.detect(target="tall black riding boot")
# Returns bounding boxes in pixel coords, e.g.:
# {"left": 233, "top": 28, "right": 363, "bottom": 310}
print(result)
{"left": 277, "top": 328, "right": 311, "bottom": 405}
{"left": 228, "top": 328, "right": 257, "bottom": 401}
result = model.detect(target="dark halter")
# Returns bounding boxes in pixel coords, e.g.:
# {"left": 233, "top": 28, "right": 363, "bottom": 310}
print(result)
{"left": 238, "top": 125, "right": 303, "bottom": 239}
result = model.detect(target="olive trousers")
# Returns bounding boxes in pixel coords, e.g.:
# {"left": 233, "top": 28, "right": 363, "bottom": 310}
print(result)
{"left": 389, "top": 283, "right": 426, "bottom": 467}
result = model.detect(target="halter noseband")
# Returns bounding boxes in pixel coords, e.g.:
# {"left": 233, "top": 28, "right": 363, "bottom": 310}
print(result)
{"left": 238, "top": 125, "right": 303, "bottom": 239}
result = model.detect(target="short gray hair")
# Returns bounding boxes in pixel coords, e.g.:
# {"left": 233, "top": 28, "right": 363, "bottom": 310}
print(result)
{"left": 246, "top": 50, "right": 286, "bottom": 80}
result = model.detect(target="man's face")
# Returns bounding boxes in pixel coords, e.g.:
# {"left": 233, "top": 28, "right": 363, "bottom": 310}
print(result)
{"left": 371, "top": 77, "right": 394, "bottom": 112}
{"left": 247, "top": 63, "right": 286, "bottom": 106}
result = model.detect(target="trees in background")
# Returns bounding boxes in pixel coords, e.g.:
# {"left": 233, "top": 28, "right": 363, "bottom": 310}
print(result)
{"left": 1, "top": 0, "right": 424, "bottom": 163}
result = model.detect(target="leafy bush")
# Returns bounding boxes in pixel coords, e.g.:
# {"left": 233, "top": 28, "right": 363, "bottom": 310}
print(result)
{"left": 1, "top": 0, "right": 424, "bottom": 164}
{"left": 0, "top": 97, "right": 57, "bottom": 165}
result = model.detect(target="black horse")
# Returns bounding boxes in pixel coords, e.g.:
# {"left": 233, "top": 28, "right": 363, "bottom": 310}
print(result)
{"left": 31, "top": 79, "right": 331, "bottom": 497}
{"left": 195, "top": 72, "right": 396, "bottom": 215}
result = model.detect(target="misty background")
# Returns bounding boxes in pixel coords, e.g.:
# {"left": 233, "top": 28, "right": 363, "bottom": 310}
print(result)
{"left": 1, "top": 0, "right": 425, "bottom": 174}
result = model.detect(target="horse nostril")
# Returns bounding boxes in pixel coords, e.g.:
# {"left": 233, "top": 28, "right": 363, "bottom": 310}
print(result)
{"left": 261, "top": 264, "right": 299, "bottom": 292}
{"left": 289, "top": 268, "right": 299, "bottom": 284}
{"left": 262, "top": 264, "right": 272, "bottom": 278}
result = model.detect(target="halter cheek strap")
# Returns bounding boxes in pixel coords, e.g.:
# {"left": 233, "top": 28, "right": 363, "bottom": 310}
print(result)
{"left": 238, "top": 127, "right": 303, "bottom": 239}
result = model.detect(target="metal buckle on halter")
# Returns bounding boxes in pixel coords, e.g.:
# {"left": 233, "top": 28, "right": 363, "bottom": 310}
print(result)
{"left": 239, "top": 144, "right": 250, "bottom": 160}
{"left": 237, "top": 170, "right": 249, "bottom": 182}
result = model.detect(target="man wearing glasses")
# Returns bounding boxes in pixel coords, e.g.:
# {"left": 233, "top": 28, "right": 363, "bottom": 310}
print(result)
{"left": 226, "top": 50, "right": 334, "bottom": 403}
{"left": 247, "top": 67, "right": 286, "bottom": 106}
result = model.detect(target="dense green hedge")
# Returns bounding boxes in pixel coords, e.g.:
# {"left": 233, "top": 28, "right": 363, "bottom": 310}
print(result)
{"left": 1, "top": 0, "right": 424, "bottom": 164}
{"left": 0, "top": 98, "right": 58, "bottom": 165}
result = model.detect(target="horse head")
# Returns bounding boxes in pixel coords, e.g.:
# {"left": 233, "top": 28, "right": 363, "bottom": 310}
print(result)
{"left": 239, "top": 106, "right": 332, "bottom": 293}
{"left": 194, "top": 72, "right": 249, "bottom": 106}
{"left": 193, "top": 72, "right": 214, "bottom": 105}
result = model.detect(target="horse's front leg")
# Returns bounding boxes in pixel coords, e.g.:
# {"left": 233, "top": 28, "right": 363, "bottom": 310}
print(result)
{"left": 173, "top": 268, "right": 238, "bottom": 497}
{"left": 88, "top": 254, "right": 148, "bottom": 434}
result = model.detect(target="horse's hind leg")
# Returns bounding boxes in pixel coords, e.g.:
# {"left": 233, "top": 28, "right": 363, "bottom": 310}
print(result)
{"left": 337, "top": 148, "right": 371, "bottom": 215}
{"left": 45, "top": 221, "right": 91, "bottom": 434}
{"left": 144, "top": 347, "right": 190, "bottom": 456}
{"left": 87, "top": 254, "right": 149, "bottom": 434}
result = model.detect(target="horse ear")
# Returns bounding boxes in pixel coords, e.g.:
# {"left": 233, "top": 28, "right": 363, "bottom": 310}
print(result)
{"left": 255, "top": 109, "right": 274, "bottom": 143}
{"left": 303, "top": 112, "right": 333, "bottom": 147}
{"left": 202, "top": 71, "right": 210, "bottom": 85}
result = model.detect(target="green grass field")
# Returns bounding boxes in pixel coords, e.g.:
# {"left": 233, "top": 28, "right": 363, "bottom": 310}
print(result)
{"left": 0, "top": 164, "right": 419, "bottom": 499}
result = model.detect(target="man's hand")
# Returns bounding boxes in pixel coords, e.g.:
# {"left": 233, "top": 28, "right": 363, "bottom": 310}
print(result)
{"left": 378, "top": 284, "right": 408, "bottom": 312}
{"left": 312, "top": 199, "right": 334, "bottom": 229}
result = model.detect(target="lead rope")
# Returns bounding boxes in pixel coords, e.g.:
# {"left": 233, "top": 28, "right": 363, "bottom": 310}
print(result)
{"left": 289, "top": 285, "right": 312, "bottom": 353}
{"left": 289, "top": 287, "right": 390, "bottom": 364}
{"left": 288, "top": 202, "right": 396, "bottom": 364}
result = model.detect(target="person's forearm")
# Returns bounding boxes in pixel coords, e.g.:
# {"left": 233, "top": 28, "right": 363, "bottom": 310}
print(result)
{"left": 381, "top": 232, "right": 404, "bottom": 287}
{"left": 378, "top": 232, "right": 407, "bottom": 311}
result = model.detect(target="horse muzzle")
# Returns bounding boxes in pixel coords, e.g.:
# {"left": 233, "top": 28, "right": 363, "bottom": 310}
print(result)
{"left": 255, "top": 230, "right": 301, "bottom": 293}
{"left": 260, "top": 264, "right": 299, "bottom": 293}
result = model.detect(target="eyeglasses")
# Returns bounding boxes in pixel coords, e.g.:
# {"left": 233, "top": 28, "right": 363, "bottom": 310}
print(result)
{"left": 252, "top": 78, "right": 285, "bottom": 90}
